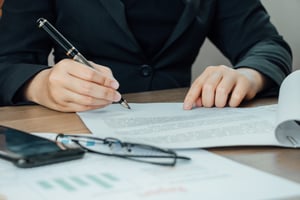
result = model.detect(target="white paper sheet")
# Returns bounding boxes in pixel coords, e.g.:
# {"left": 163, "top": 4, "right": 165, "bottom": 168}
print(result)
{"left": 1, "top": 149, "right": 300, "bottom": 200}
{"left": 78, "top": 71, "right": 300, "bottom": 149}
{"left": 77, "top": 103, "right": 281, "bottom": 148}
{"left": 275, "top": 70, "right": 300, "bottom": 146}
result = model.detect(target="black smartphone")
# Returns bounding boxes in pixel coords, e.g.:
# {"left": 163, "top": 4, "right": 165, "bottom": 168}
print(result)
{"left": 0, "top": 125, "right": 85, "bottom": 168}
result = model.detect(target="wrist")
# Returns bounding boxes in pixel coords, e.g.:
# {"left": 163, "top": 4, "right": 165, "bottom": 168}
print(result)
{"left": 24, "top": 69, "right": 51, "bottom": 104}
{"left": 236, "top": 68, "right": 269, "bottom": 93}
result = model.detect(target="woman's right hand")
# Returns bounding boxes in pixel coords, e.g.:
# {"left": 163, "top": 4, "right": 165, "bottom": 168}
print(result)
{"left": 25, "top": 59, "right": 121, "bottom": 112}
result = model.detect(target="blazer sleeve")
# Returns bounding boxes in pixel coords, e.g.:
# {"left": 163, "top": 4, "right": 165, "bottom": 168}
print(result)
{"left": 208, "top": 0, "right": 292, "bottom": 93}
{"left": 0, "top": 0, "right": 54, "bottom": 105}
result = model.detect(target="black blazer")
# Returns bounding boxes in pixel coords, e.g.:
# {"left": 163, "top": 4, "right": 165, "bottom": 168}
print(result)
{"left": 0, "top": 0, "right": 292, "bottom": 105}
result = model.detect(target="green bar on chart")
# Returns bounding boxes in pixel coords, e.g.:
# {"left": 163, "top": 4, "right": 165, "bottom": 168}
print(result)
{"left": 102, "top": 173, "right": 119, "bottom": 181}
{"left": 54, "top": 178, "right": 76, "bottom": 192}
{"left": 86, "top": 175, "right": 112, "bottom": 189}
{"left": 37, "top": 180, "right": 54, "bottom": 190}
{"left": 70, "top": 176, "right": 89, "bottom": 187}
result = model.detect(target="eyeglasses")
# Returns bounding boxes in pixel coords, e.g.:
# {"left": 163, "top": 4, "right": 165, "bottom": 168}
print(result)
{"left": 55, "top": 134, "right": 191, "bottom": 166}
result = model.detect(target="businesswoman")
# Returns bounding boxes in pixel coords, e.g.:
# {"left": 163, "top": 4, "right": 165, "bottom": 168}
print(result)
{"left": 0, "top": 0, "right": 292, "bottom": 112}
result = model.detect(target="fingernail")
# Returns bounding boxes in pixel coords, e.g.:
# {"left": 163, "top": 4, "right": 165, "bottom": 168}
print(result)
{"left": 183, "top": 103, "right": 192, "bottom": 110}
{"left": 114, "top": 92, "right": 121, "bottom": 102}
{"left": 111, "top": 80, "right": 119, "bottom": 89}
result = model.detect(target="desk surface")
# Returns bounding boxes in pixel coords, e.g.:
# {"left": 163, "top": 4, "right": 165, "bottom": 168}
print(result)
{"left": 1, "top": 88, "right": 299, "bottom": 183}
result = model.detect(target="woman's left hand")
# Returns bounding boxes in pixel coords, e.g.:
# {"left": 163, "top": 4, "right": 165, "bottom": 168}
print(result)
{"left": 183, "top": 65, "right": 269, "bottom": 109}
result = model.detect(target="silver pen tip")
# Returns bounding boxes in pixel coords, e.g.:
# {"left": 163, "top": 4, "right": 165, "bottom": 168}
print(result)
{"left": 120, "top": 98, "right": 131, "bottom": 109}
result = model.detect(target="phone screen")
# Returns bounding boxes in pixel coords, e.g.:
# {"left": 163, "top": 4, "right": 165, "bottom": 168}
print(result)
{"left": 0, "top": 126, "right": 85, "bottom": 167}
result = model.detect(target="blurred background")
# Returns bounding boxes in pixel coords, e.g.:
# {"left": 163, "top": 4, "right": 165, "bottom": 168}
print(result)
{"left": 192, "top": 0, "right": 300, "bottom": 80}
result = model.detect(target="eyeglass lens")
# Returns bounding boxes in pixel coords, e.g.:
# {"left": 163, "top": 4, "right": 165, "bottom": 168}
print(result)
{"left": 57, "top": 135, "right": 190, "bottom": 166}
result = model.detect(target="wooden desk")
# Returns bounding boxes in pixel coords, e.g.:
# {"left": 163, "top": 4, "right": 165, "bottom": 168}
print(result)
{"left": 1, "top": 88, "right": 299, "bottom": 184}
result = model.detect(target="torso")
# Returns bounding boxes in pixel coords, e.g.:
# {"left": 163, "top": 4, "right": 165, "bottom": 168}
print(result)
{"left": 120, "top": 0, "right": 184, "bottom": 58}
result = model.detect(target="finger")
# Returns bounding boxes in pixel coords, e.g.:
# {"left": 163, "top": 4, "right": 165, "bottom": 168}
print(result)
{"left": 51, "top": 101, "right": 108, "bottom": 112}
{"left": 183, "top": 73, "right": 208, "bottom": 110}
{"left": 228, "top": 78, "right": 249, "bottom": 107}
{"left": 55, "top": 87, "right": 113, "bottom": 108}
{"left": 66, "top": 60, "right": 119, "bottom": 90}
{"left": 45, "top": 88, "right": 107, "bottom": 112}
{"left": 67, "top": 90, "right": 113, "bottom": 107}
{"left": 92, "top": 63, "right": 114, "bottom": 77}
{"left": 201, "top": 71, "right": 223, "bottom": 107}
{"left": 61, "top": 74, "right": 121, "bottom": 102}
{"left": 88, "top": 62, "right": 120, "bottom": 89}
{"left": 215, "top": 75, "right": 236, "bottom": 108}
{"left": 195, "top": 98, "right": 202, "bottom": 107}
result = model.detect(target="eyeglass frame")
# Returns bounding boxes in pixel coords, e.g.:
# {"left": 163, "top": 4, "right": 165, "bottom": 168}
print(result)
{"left": 55, "top": 133, "right": 191, "bottom": 166}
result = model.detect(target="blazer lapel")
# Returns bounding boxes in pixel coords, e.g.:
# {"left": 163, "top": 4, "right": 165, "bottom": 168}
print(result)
{"left": 98, "top": 0, "right": 200, "bottom": 60}
{"left": 154, "top": 0, "right": 201, "bottom": 60}
{"left": 98, "top": 0, "right": 140, "bottom": 49}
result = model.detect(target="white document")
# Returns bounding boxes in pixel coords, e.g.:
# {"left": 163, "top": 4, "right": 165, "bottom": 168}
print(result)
{"left": 1, "top": 149, "right": 300, "bottom": 200}
{"left": 77, "top": 70, "right": 300, "bottom": 149}
{"left": 275, "top": 70, "right": 300, "bottom": 146}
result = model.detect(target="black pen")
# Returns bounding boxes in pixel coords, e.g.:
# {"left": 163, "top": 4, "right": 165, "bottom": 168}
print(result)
{"left": 36, "top": 18, "right": 131, "bottom": 109}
